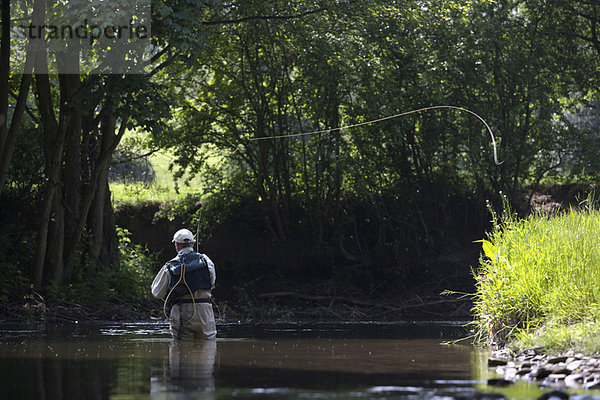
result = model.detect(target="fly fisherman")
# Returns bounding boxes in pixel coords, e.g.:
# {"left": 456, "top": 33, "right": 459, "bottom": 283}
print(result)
{"left": 151, "top": 229, "right": 217, "bottom": 340}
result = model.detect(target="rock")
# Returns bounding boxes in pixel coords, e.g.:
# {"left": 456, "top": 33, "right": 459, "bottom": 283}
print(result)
{"left": 547, "top": 373, "right": 568, "bottom": 381}
{"left": 564, "top": 373, "right": 585, "bottom": 388}
{"left": 521, "top": 362, "right": 533, "bottom": 369}
{"left": 478, "top": 394, "right": 509, "bottom": 400}
{"left": 542, "top": 377, "right": 566, "bottom": 387}
{"left": 549, "top": 366, "right": 572, "bottom": 375}
{"left": 454, "top": 392, "right": 508, "bottom": 400}
{"left": 488, "top": 358, "right": 509, "bottom": 367}
{"left": 487, "top": 378, "right": 513, "bottom": 387}
{"left": 503, "top": 367, "right": 518, "bottom": 380}
{"left": 517, "top": 368, "right": 533, "bottom": 376}
{"left": 548, "top": 356, "right": 569, "bottom": 364}
{"left": 584, "top": 380, "right": 600, "bottom": 390}
{"left": 490, "top": 349, "right": 600, "bottom": 393}
{"left": 537, "top": 389, "right": 570, "bottom": 400}
{"left": 569, "top": 395, "right": 599, "bottom": 400}
{"left": 532, "top": 367, "right": 554, "bottom": 380}
{"left": 567, "top": 360, "right": 584, "bottom": 371}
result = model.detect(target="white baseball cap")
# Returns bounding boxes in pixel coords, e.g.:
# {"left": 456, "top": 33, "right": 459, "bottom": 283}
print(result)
{"left": 172, "top": 228, "right": 196, "bottom": 243}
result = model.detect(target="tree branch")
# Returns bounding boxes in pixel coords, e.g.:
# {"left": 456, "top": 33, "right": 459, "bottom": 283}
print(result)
{"left": 148, "top": 51, "right": 179, "bottom": 78}
{"left": 203, "top": 7, "right": 328, "bottom": 26}
{"left": 112, "top": 148, "right": 160, "bottom": 164}
{"left": 9, "top": 90, "right": 38, "bottom": 123}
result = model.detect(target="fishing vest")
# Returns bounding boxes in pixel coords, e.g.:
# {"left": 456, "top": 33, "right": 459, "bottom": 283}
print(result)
{"left": 166, "top": 251, "right": 211, "bottom": 301}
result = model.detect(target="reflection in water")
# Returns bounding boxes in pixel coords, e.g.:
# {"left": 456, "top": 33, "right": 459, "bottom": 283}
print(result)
{"left": 0, "top": 322, "right": 568, "bottom": 399}
{"left": 151, "top": 340, "right": 217, "bottom": 397}
{"left": 215, "top": 338, "right": 475, "bottom": 388}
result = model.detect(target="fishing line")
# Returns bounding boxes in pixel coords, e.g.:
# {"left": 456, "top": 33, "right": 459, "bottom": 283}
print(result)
{"left": 194, "top": 201, "right": 222, "bottom": 322}
{"left": 247, "top": 105, "right": 503, "bottom": 165}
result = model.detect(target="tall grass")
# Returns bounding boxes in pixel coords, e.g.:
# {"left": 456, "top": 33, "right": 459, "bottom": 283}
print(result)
{"left": 472, "top": 199, "right": 600, "bottom": 353}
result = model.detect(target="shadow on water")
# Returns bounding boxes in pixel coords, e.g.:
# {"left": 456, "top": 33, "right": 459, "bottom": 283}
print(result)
{"left": 0, "top": 320, "right": 594, "bottom": 399}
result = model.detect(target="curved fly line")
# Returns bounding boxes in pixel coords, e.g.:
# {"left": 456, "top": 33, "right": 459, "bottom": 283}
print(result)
{"left": 248, "top": 105, "right": 502, "bottom": 166}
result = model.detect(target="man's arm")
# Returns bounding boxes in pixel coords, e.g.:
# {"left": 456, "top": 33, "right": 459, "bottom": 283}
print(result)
{"left": 204, "top": 255, "right": 216, "bottom": 289}
{"left": 151, "top": 265, "right": 171, "bottom": 299}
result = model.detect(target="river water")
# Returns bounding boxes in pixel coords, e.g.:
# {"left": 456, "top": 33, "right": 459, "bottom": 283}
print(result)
{"left": 0, "top": 320, "right": 595, "bottom": 399}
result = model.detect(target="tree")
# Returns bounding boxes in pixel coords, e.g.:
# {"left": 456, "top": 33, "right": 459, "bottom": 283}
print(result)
{"left": 0, "top": 0, "right": 35, "bottom": 197}
{"left": 1, "top": 0, "right": 212, "bottom": 288}
{"left": 156, "top": 0, "right": 352, "bottom": 240}
{"left": 1, "top": 0, "right": 345, "bottom": 289}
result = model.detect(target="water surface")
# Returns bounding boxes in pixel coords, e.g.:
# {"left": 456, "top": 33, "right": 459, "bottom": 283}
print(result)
{"left": 0, "top": 321, "right": 585, "bottom": 399}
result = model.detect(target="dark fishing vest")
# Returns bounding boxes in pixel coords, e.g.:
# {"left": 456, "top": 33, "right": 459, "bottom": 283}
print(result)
{"left": 166, "top": 251, "right": 211, "bottom": 302}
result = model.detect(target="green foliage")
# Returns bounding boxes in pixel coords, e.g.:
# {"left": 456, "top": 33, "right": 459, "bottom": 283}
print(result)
{"left": 0, "top": 262, "right": 30, "bottom": 305}
{"left": 151, "top": 191, "right": 235, "bottom": 244}
{"left": 152, "top": 0, "right": 598, "bottom": 248}
{"left": 6, "top": 0, "right": 600, "bottom": 308}
{"left": 111, "top": 227, "right": 158, "bottom": 303}
{"left": 43, "top": 228, "right": 157, "bottom": 307}
{"left": 472, "top": 197, "right": 600, "bottom": 352}
{"left": 153, "top": 193, "right": 204, "bottom": 224}
{"left": 0, "top": 222, "right": 156, "bottom": 310}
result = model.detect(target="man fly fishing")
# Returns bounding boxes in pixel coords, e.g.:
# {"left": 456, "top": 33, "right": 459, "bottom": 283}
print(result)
{"left": 151, "top": 228, "right": 217, "bottom": 340}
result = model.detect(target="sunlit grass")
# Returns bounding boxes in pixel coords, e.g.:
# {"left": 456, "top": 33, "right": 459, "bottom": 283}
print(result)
{"left": 472, "top": 199, "right": 600, "bottom": 354}
{"left": 110, "top": 151, "right": 204, "bottom": 205}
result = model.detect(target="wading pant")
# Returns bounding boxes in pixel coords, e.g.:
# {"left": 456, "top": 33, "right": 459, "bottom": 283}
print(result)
{"left": 169, "top": 302, "right": 217, "bottom": 340}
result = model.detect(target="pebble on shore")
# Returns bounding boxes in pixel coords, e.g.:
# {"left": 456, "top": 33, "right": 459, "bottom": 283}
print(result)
{"left": 489, "top": 348, "right": 600, "bottom": 391}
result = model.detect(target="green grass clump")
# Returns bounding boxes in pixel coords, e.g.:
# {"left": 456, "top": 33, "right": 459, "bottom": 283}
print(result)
{"left": 473, "top": 201, "right": 600, "bottom": 354}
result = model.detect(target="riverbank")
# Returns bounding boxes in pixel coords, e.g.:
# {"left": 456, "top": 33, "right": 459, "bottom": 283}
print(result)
{"left": 0, "top": 301, "right": 156, "bottom": 324}
{"left": 472, "top": 199, "right": 600, "bottom": 353}
{"left": 0, "top": 290, "right": 473, "bottom": 324}
{"left": 471, "top": 197, "right": 600, "bottom": 392}
{"left": 491, "top": 348, "right": 600, "bottom": 391}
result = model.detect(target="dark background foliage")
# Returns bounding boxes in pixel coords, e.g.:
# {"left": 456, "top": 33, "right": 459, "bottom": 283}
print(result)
{"left": 1, "top": 0, "right": 599, "bottom": 318}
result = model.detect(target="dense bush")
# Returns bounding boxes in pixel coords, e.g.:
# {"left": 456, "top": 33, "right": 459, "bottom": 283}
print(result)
{"left": 0, "top": 225, "right": 157, "bottom": 312}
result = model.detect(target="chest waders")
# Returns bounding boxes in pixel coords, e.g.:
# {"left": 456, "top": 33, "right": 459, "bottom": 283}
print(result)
{"left": 162, "top": 262, "right": 197, "bottom": 339}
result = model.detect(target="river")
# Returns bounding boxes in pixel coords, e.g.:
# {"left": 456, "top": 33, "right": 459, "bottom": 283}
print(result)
{"left": 0, "top": 320, "right": 596, "bottom": 399}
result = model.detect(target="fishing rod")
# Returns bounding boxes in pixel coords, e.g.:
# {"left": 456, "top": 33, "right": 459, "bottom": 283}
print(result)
{"left": 194, "top": 200, "right": 222, "bottom": 321}
{"left": 196, "top": 201, "right": 204, "bottom": 253}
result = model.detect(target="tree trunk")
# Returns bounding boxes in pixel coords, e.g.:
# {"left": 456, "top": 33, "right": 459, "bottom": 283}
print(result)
{"left": 47, "top": 188, "right": 65, "bottom": 284}
{"left": 88, "top": 170, "right": 110, "bottom": 265}
{"left": 34, "top": 41, "right": 84, "bottom": 287}
{"left": 63, "top": 101, "right": 127, "bottom": 282}
{"left": 32, "top": 136, "right": 66, "bottom": 288}
{"left": 326, "top": 75, "right": 342, "bottom": 220}
{"left": 33, "top": 171, "right": 59, "bottom": 289}
{"left": 0, "top": 0, "right": 9, "bottom": 148}
{"left": 0, "top": 66, "right": 33, "bottom": 196}
{"left": 62, "top": 111, "right": 83, "bottom": 276}
{"left": 32, "top": 23, "right": 66, "bottom": 287}
{"left": 100, "top": 185, "right": 119, "bottom": 268}
{"left": 0, "top": 2, "right": 34, "bottom": 196}
{"left": 58, "top": 70, "right": 84, "bottom": 284}
{"left": 88, "top": 101, "right": 119, "bottom": 268}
